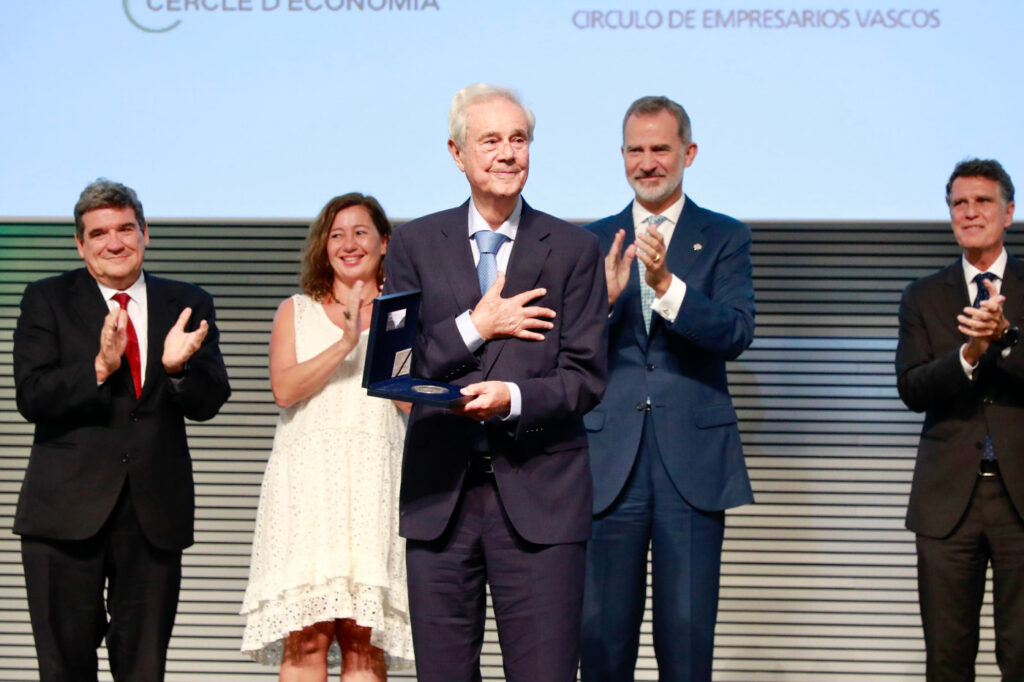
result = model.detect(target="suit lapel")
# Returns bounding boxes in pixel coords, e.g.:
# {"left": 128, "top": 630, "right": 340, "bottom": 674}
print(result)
{"left": 437, "top": 202, "right": 480, "bottom": 316}
{"left": 604, "top": 204, "right": 648, "bottom": 349}
{"left": 940, "top": 260, "right": 970, "bottom": 334}
{"left": 663, "top": 197, "right": 706, "bottom": 286}
{"left": 142, "top": 273, "right": 177, "bottom": 402}
{"left": 1001, "top": 256, "right": 1024, "bottom": 326}
{"left": 69, "top": 269, "right": 112, "bottom": 344}
{"left": 482, "top": 201, "right": 551, "bottom": 378}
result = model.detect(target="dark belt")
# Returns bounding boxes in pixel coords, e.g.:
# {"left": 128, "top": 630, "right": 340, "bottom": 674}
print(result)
{"left": 468, "top": 454, "right": 494, "bottom": 475}
{"left": 979, "top": 460, "right": 1000, "bottom": 477}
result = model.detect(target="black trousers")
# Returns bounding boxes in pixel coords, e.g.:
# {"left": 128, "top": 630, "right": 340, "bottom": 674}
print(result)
{"left": 917, "top": 474, "right": 1024, "bottom": 682}
{"left": 21, "top": 484, "right": 182, "bottom": 682}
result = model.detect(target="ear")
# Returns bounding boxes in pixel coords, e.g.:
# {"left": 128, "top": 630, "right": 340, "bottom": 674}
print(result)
{"left": 142, "top": 222, "right": 150, "bottom": 246}
{"left": 75, "top": 236, "right": 85, "bottom": 259}
{"left": 683, "top": 142, "right": 698, "bottom": 168}
{"left": 1004, "top": 200, "right": 1015, "bottom": 227}
{"left": 448, "top": 138, "right": 466, "bottom": 172}
{"left": 380, "top": 233, "right": 389, "bottom": 255}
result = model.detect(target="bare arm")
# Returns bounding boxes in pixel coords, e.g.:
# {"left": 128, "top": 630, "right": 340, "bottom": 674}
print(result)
{"left": 269, "top": 285, "right": 364, "bottom": 408}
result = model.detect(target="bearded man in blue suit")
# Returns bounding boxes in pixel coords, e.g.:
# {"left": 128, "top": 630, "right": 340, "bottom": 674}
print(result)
{"left": 581, "top": 96, "right": 756, "bottom": 682}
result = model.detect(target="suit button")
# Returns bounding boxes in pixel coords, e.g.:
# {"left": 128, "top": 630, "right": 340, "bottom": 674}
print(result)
{"left": 121, "top": 453, "right": 129, "bottom": 463}
{"left": 646, "top": 364, "right": 655, "bottom": 371}
{"left": 636, "top": 402, "right": 644, "bottom": 411}
{"left": 983, "top": 398, "right": 993, "bottom": 405}
{"left": 129, "top": 412, "right": 138, "bottom": 421}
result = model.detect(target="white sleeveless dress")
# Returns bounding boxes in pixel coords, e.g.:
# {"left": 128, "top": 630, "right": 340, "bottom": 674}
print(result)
{"left": 240, "top": 294, "right": 413, "bottom": 669}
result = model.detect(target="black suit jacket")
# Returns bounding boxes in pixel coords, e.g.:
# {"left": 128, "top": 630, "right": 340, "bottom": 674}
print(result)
{"left": 383, "top": 199, "right": 607, "bottom": 545}
{"left": 13, "top": 268, "right": 231, "bottom": 551}
{"left": 896, "top": 256, "right": 1024, "bottom": 538}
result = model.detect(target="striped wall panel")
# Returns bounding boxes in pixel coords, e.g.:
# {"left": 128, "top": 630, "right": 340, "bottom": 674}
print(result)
{"left": 0, "top": 218, "right": 1015, "bottom": 680}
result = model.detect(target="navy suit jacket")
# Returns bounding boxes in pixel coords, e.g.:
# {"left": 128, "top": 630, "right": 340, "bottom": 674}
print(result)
{"left": 585, "top": 198, "right": 755, "bottom": 514}
{"left": 13, "top": 268, "right": 231, "bottom": 551}
{"left": 383, "top": 199, "right": 608, "bottom": 545}
{"left": 896, "top": 256, "right": 1024, "bottom": 538}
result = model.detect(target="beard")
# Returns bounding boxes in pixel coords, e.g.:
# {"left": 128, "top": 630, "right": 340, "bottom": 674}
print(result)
{"left": 627, "top": 165, "right": 684, "bottom": 206}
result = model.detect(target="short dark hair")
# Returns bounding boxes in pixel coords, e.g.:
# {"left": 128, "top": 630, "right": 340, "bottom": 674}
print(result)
{"left": 74, "top": 178, "right": 146, "bottom": 241}
{"left": 622, "top": 96, "right": 691, "bottom": 144}
{"left": 946, "top": 158, "right": 1015, "bottom": 205}
{"left": 300, "top": 193, "right": 392, "bottom": 301}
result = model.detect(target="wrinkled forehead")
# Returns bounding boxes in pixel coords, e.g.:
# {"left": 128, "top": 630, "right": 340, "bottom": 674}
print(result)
{"left": 464, "top": 97, "right": 530, "bottom": 135}
{"left": 951, "top": 176, "right": 1006, "bottom": 203}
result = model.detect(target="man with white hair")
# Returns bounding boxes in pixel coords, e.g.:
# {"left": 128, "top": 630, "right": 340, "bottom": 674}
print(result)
{"left": 384, "top": 83, "right": 607, "bottom": 682}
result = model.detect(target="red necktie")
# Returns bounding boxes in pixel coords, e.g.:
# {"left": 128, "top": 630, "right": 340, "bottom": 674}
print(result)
{"left": 112, "top": 293, "right": 142, "bottom": 398}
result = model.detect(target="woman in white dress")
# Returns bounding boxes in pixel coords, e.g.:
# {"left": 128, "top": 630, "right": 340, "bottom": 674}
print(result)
{"left": 241, "top": 194, "right": 413, "bottom": 680}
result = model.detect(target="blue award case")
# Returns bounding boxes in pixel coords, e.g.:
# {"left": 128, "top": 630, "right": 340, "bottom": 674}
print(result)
{"left": 361, "top": 290, "right": 468, "bottom": 407}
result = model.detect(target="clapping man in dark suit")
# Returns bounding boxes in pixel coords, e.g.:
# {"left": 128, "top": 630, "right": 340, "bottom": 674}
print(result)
{"left": 384, "top": 83, "right": 607, "bottom": 682}
{"left": 896, "top": 159, "right": 1024, "bottom": 680}
{"left": 13, "top": 179, "right": 231, "bottom": 681}
{"left": 581, "top": 96, "right": 756, "bottom": 682}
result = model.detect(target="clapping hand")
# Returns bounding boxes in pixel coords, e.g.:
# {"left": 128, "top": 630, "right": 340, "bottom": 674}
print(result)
{"left": 605, "top": 228, "right": 637, "bottom": 306}
{"left": 959, "top": 278, "right": 1009, "bottom": 365}
{"left": 94, "top": 307, "right": 128, "bottom": 383}
{"left": 162, "top": 307, "right": 209, "bottom": 374}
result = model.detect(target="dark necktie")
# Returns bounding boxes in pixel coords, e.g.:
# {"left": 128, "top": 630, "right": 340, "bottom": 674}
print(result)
{"left": 474, "top": 230, "right": 508, "bottom": 295}
{"left": 972, "top": 271, "right": 998, "bottom": 308}
{"left": 972, "top": 272, "right": 999, "bottom": 461}
{"left": 112, "top": 293, "right": 142, "bottom": 398}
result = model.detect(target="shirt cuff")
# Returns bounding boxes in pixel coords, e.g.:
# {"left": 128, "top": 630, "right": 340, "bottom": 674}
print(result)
{"left": 456, "top": 310, "right": 485, "bottom": 353}
{"left": 652, "top": 275, "right": 687, "bottom": 323}
{"left": 960, "top": 343, "right": 978, "bottom": 379}
{"left": 502, "top": 382, "right": 521, "bottom": 421}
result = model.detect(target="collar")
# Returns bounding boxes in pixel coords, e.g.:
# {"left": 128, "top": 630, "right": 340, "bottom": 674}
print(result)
{"left": 468, "top": 196, "right": 522, "bottom": 242}
{"left": 962, "top": 248, "right": 1008, "bottom": 285}
{"left": 632, "top": 193, "right": 685, "bottom": 231}
{"left": 96, "top": 271, "right": 148, "bottom": 308}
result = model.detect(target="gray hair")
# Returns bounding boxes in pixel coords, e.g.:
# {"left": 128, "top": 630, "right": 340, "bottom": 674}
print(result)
{"left": 448, "top": 83, "right": 536, "bottom": 148}
{"left": 622, "top": 96, "right": 692, "bottom": 145}
{"left": 74, "top": 178, "right": 145, "bottom": 241}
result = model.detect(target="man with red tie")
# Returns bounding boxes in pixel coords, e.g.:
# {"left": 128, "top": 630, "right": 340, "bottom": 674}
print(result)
{"left": 13, "top": 179, "right": 231, "bottom": 681}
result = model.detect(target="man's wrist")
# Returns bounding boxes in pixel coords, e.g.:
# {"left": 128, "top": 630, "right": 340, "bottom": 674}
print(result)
{"left": 165, "top": 361, "right": 189, "bottom": 378}
{"left": 95, "top": 354, "right": 116, "bottom": 383}
{"left": 995, "top": 323, "right": 1020, "bottom": 349}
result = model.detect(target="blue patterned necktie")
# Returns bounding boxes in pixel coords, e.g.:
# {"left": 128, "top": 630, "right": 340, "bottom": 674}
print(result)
{"left": 638, "top": 215, "right": 668, "bottom": 329}
{"left": 474, "top": 230, "right": 508, "bottom": 294}
{"left": 973, "top": 271, "right": 999, "bottom": 461}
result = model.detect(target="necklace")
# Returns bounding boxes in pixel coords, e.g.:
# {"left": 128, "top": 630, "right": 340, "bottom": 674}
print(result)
{"left": 331, "top": 285, "right": 379, "bottom": 320}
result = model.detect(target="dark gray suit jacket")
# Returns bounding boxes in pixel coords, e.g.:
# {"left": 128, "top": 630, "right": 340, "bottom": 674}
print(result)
{"left": 896, "top": 256, "right": 1024, "bottom": 538}
{"left": 383, "top": 199, "right": 607, "bottom": 545}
